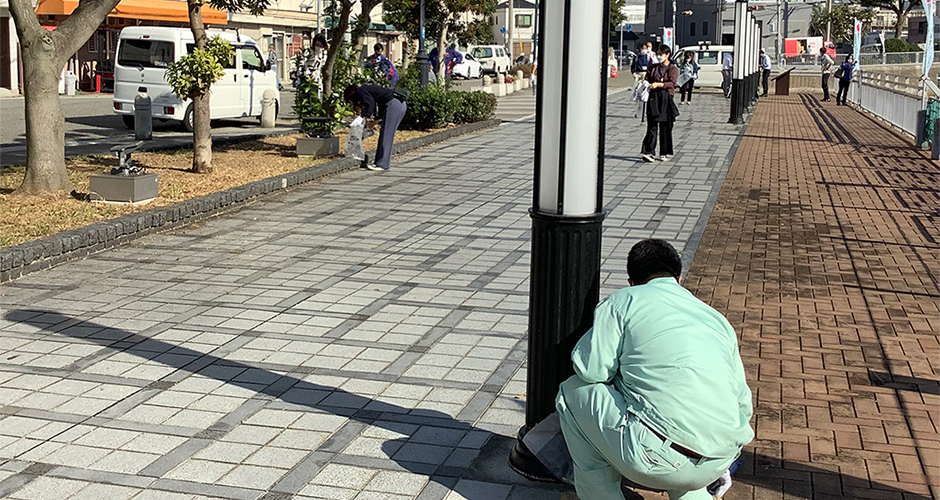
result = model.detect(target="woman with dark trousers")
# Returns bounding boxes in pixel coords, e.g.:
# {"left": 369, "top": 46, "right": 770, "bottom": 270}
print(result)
{"left": 344, "top": 84, "right": 407, "bottom": 171}
{"left": 836, "top": 55, "right": 856, "bottom": 106}
{"left": 678, "top": 51, "right": 698, "bottom": 105}
{"left": 641, "top": 45, "right": 679, "bottom": 162}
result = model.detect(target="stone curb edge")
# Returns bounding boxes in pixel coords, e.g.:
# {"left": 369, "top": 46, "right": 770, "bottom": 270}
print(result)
{"left": 0, "top": 119, "right": 501, "bottom": 283}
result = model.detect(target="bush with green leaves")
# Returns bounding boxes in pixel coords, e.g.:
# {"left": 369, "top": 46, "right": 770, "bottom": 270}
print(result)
{"left": 508, "top": 63, "right": 535, "bottom": 78}
{"left": 293, "top": 77, "right": 351, "bottom": 137}
{"left": 165, "top": 37, "right": 234, "bottom": 99}
{"left": 884, "top": 38, "right": 922, "bottom": 53}
{"left": 451, "top": 91, "right": 497, "bottom": 124}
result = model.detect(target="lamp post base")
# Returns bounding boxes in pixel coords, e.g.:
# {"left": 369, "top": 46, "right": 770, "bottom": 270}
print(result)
{"left": 728, "top": 79, "right": 745, "bottom": 124}
{"left": 508, "top": 426, "right": 562, "bottom": 483}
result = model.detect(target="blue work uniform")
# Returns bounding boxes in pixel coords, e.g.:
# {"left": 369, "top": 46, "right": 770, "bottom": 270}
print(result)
{"left": 556, "top": 277, "right": 754, "bottom": 500}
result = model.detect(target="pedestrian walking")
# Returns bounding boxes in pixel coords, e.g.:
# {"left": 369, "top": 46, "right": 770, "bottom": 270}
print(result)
{"left": 678, "top": 51, "right": 699, "bottom": 105}
{"left": 721, "top": 52, "right": 733, "bottom": 98}
{"left": 530, "top": 63, "right": 537, "bottom": 96}
{"left": 818, "top": 47, "right": 834, "bottom": 102}
{"left": 835, "top": 55, "right": 856, "bottom": 105}
{"left": 267, "top": 44, "right": 283, "bottom": 90}
{"left": 759, "top": 48, "right": 771, "bottom": 97}
{"left": 344, "top": 84, "right": 408, "bottom": 171}
{"left": 608, "top": 47, "right": 619, "bottom": 79}
{"left": 641, "top": 45, "right": 679, "bottom": 163}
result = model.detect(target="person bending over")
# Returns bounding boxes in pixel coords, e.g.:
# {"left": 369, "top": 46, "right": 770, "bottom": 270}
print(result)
{"left": 556, "top": 239, "right": 754, "bottom": 500}
{"left": 344, "top": 84, "right": 407, "bottom": 171}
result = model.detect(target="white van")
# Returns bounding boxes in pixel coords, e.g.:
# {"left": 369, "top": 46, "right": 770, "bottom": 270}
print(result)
{"left": 113, "top": 27, "right": 279, "bottom": 131}
{"left": 674, "top": 45, "right": 734, "bottom": 88}
{"left": 470, "top": 45, "right": 512, "bottom": 75}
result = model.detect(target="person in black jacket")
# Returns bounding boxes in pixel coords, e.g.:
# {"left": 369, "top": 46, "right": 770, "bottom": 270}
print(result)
{"left": 641, "top": 45, "right": 679, "bottom": 163}
{"left": 344, "top": 84, "right": 408, "bottom": 171}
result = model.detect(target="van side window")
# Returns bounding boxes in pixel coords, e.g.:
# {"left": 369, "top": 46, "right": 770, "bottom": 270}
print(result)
{"left": 241, "top": 47, "right": 264, "bottom": 71}
{"left": 118, "top": 40, "right": 174, "bottom": 68}
{"left": 186, "top": 43, "right": 236, "bottom": 69}
{"left": 698, "top": 50, "right": 719, "bottom": 65}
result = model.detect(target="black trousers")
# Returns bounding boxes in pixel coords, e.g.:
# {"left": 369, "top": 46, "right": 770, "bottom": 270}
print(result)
{"left": 821, "top": 74, "right": 830, "bottom": 100}
{"left": 679, "top": 81, "right": 694, "bottom": 102}
{"left": 642, "top": 120, "right": 674, "bottom": 156}
{"left": 837, "top": 80, "right": 850, "bottom": 104}
{"left": 761, "top": 69, "right": 770, "bottom": 96}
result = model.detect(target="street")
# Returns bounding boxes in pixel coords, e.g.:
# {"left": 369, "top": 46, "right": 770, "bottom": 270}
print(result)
{"left": 0, "top": 90, "right": 299, "bottom": 166}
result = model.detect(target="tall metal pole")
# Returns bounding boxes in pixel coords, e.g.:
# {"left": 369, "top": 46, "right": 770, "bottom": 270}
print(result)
{"left": 509, "top": 0, "right": 515, "bottom": 59}
{"left": 509, "top": 0, "right": 610, "bottom": 479}
{"left": 418, "top": 0, "right": 429, "bottom": 86}
{"left": 729, "top": 0, "right": 747, "bottom": 123}
{"left": 775, "top": 0, "right": 781, "bottom": 61}
{"left": 825, "top": 0, "right": 832, "bottom": 43}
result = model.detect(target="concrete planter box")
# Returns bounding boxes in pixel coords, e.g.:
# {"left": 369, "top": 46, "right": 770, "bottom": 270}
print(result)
{"left": 89, "top": 173, "right": 158, "bottom": 204}
{"left": 297, "top": 136, "right": 340, "bottom": 157}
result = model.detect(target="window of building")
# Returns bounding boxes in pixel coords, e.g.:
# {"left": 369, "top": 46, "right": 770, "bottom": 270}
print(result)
{"left": 656, "top": 1, "right": 662, "bottom": 13}
{"left": 702, "top": 21, "right": 709, "bottom": 36}
{"left": 690, "top": 22, "right": 696, "bottom": 37}
{"left": 87, "top": 34, "right": 97, "bottom": 53}
{"left": 515, "top": 14, "right": 532, "bottom": 28}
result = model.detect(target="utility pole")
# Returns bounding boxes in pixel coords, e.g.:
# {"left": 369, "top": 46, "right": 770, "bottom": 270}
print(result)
{"left": 775, "top": 0, "right": 781, "bottom": 60}
{"left": 418, "top": 0, "right": 429, "bottom": 86}
{"left": 825, "top": 0, "right": 832, "bottom": 42}
{"left": 508, "top": 0, "right": 515, "bottom": 59}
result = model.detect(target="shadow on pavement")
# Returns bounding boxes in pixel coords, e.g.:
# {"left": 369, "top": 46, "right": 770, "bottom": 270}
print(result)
{"left": 3, "top": 310, "right": 931, "bottom": 500}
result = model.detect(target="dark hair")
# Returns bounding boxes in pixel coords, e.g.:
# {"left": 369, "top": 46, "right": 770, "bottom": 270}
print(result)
{"left": 373, "top": 43, "right": 384, "bottom": 52}
{"left": 844, "top": 54, "right": 852, "bottom": 61}
{"left": 313, "top": 34, "right": 328, "bottom": 49}
{"left": 684, "top": 51, "right": 694, "bottom": 61}
{"left": 819, "top": 47, "right": 827, "bottom": 54}
{"left": 343, "top": 84, "right": 360, "bottom": 104}
{"left": 657, "top": 44, "right": 671, "bottom": 56}
{"left": 627, "top": 239, "right": 682, "bottom": 285}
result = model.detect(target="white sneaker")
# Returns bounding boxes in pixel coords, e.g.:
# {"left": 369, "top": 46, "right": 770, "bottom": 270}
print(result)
{"left": 365, "top": 164, "right": 385, "bottom": 171}
{"left": 642, "top": 154, "right": 655, "bottom": 163}
{"left": 658, "top": 155, "right": 672, "bottom": 162}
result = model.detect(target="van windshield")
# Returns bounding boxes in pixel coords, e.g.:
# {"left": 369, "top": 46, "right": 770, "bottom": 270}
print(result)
{"left": 697, "top": 50, "right": 719, "bottom": 65}
{"left": 118, "top": 39, "right": 174, "bottom": 68}
{"left": 472, "top": 47, "right": 493, "bottom": 58}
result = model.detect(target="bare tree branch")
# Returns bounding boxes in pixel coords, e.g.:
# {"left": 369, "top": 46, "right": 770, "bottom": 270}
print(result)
{"left": 54, "top": 0, "right": 123, "bottom": 62}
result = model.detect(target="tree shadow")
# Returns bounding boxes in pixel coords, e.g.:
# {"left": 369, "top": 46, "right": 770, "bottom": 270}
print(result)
{"left": 2, "top": 310, "right": 932, "bottom": 500}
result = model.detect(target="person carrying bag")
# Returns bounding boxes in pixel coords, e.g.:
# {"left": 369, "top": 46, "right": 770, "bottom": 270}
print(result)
{"left": 641, "top": 45, "right": 679, "bottom": 163}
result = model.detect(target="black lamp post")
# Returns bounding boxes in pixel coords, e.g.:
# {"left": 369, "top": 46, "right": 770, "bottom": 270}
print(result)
{"left": 417, "top": 0, "right": 429, "bottom": 86}
{"left": 509, "top": 0, "right": 610, "bottom": 481}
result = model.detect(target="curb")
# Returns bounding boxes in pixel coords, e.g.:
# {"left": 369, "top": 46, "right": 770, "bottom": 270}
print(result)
{"left": 0, "top": 119, "right": 501, "bottom": 283}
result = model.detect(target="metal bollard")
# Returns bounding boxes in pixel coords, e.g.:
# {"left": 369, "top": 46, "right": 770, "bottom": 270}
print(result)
{"left": 261, "top": 89, "right": 277, "bottom": 128}
{"left": 134, "top": 90, "right": 152, "bottom": 141}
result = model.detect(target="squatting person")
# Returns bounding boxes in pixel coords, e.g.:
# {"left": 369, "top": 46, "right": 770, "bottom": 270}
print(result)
{"left": 556, "top": 238, "right": 754, "bottom": 500}
{"left": 344, "top": 84, "right": 408, "bottom": 171}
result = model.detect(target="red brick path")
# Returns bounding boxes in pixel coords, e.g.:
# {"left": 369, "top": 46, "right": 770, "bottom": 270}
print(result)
{"left": 685, "top": 95, "right": 940, "bottom": 500}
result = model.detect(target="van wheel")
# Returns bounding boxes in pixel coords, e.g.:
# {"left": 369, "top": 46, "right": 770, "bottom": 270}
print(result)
{"left": 183, "top": 104, "right": 194, "bottom": 132}
{"left": 122, "top": 115, "right": 134, "bottom": 129}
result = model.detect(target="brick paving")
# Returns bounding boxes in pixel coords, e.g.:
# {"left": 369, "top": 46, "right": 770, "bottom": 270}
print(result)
{"left": 685, "top": 95, "right": 940, "bottom": 500}
{"left": 0, "top": 92, "right": 744, "bottom": 500}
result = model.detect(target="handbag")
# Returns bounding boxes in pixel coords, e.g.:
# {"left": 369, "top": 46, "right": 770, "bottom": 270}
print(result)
{"left": 834, "top": 67, "right": 845, "bottom": 79}
{"left": 392, "top": 87, "right": 410, "bottom": 101}
{"left": 610, "top": 66, "right": 618, "bottom": 78}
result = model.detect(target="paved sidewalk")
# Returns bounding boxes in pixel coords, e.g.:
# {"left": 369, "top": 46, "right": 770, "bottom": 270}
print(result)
{"left": 0, "top": 92, "right": 743, "bottom": 500}
{"left": 686, "top": 95, "right": 939, "bottom": 500}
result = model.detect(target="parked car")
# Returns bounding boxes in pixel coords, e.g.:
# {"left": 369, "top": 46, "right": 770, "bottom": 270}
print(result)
{"left": 113, "top": 27, "right": 280, "bottom": 132}
{"left": 452, "top": 52, "right": 483, "bottom": 79}
{"left": 615, "top": 49, "right": 636, "bottom": 70}
{"left": 470, "top": 45, "right": 512, "bottom": 75}
{"left": 673, "top": 45, "right": 734, "bottom": 88}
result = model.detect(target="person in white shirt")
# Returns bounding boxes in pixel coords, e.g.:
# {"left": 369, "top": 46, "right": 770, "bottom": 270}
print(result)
{"left": 759, "top": 49, "right": 772, "bottom": 97}
{"left": 721, "top": 53, "right": 733, "bottom": 98}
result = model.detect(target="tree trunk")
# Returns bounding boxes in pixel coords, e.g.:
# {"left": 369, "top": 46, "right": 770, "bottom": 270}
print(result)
{"left": 18, "top": 38, "right": 71, "bottom": 195}
{"left": 435, "top": 25, "right": 448, "bottom": 84}
{"left": 894, "top": 13, "right": 906, "bottom": 40}
{"left": 401, "top": 39, "right": 410, "bottom": 71}
{"left": 322, "top": 0, "right": 353, "bottom": 97}
{"left": 187, "top": 0, "right": 212, "bottom": 173}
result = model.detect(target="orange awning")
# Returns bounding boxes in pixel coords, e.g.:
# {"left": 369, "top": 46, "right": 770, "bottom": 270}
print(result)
{"left": 36, "top": 0, "right": 228, "bottom": 25}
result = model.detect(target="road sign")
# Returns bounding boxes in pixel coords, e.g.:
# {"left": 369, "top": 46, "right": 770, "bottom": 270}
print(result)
{"left": 500, "top": 26, "right": 507, "bottom": 33}
{"left": 626, "top": 24, "right": 632, "bottom": 30}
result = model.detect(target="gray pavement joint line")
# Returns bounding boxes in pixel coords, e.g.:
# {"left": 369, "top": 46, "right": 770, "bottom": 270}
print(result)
{"left": 46, "top": 462, "right": 157, "bottom": 489}
{"left": 0, "top": 464, "right": 54, "bottom": 499}
{"left": 150, "top": 477, "right": 264, "bottom": 500}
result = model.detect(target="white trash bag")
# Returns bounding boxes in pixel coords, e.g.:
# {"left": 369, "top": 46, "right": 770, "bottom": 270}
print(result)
{"left": 345, "top": 116, "right": 366, "bottom": 161}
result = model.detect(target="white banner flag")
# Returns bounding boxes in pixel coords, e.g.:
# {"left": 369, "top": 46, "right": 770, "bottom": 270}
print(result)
{"left": 925, "top": 0, "right": 935, "bottom": 76}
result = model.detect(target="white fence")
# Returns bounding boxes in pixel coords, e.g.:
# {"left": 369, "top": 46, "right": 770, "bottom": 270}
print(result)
{"left": 782, "top": 52, "right": 924, "bottom": 67}
{"left": 847, "top": 71, "right": 923, "bottom": 136}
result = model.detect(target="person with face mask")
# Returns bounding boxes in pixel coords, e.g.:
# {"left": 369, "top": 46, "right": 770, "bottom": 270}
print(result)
{"left": 640, "top": 45, "right": 679, "bottom": 162}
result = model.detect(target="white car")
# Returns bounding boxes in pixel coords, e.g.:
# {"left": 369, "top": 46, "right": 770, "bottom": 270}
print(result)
{"left": 452, "top": 53, "right": 482, "bottom": 79}
{"left": 673, "top": 45, "right": 734, "bottom": 88}
{"left": 470, "top": 45, "right": 512, "bottom": 75}
{"left": 113, "top": 27, "right": 280, "bottom": 131}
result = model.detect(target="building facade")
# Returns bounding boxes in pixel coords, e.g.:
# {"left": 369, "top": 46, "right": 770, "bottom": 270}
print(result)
{"left": 0, "top": 0, "right": 21, "bottom": 95}
{"left": 492, "top": 0, "right": 535, "bottom": 59}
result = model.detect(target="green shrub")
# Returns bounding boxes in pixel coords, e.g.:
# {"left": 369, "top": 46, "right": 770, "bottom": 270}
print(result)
{"left": 508, "top": 63, "right": 535, "bottom": 78}
{"left": 451, "top": 91, "right": 497, "bottom": 124}
{"left": 293, "top": 77, "right": 350, "bottom": 137}
{"left": 165, "top": 36, "right": 233, "bottom": 99}
{"left": 884, "top": 38, "right": 922, "bottom": 53}
{"left": 401, "top": 85, "right": 456, "bottom": 130}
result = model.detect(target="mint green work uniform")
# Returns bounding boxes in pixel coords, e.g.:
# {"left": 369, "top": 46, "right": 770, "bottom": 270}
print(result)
{"left": 555, "top": 278, "right": 754, "bottom": 500}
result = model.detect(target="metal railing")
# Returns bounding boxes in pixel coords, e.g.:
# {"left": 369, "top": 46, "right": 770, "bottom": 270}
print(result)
{"left": 781, "top": 52, "right": 924, "bottom": 67}
{"left": 847, "top": 70, "right": 923, "bottom": 136}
